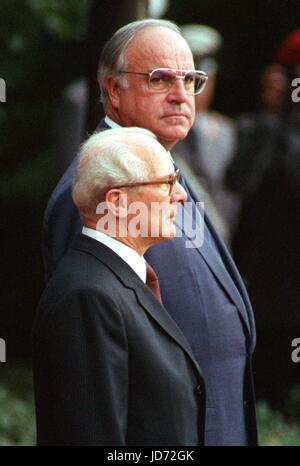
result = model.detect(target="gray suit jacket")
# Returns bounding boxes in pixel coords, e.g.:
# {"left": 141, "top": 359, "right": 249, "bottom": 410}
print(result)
{"left": 33, "top": 234, "right": 205, "bottom": 446}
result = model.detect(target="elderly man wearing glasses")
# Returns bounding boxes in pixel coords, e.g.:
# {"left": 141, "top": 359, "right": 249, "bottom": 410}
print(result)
{"left": 34, "top": 127, "right": 202, "bottom": 446}
{"left": 42, "top": 19, "right": 257, "bottom": 446}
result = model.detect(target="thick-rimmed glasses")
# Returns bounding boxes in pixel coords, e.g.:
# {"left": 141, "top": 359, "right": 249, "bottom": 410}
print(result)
{"left": 119, "top": 68, "right": 208, "bottom": 95}
{"left": 112, "top": 168, "right": 181, "bottom": 196}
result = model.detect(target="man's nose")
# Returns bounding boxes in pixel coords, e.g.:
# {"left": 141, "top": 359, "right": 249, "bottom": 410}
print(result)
{"left": 166, "top": 78, "right": 189, "bottom": 103}
{"left": 172, "top": 181, "right": 188, "bottom": 203}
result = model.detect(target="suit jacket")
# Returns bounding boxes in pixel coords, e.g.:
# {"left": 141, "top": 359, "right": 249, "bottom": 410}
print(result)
{"left": 42, "top": 119, "right": 258, "bottom": 446}
{"left": 33, "top": 234, "right": 205, "bottom": 446}
{"left": 175, "top": 111, "right": 239, "bottom": 236}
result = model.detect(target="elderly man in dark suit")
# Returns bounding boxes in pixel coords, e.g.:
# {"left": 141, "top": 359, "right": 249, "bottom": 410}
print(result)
{"left": 33, "top": 127, "right": 205, "bottom": 446}
{"left": 42, "top": 19, "right": 257, "bottom": 445}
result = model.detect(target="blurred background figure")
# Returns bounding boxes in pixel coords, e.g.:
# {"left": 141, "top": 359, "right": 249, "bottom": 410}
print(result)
{"left": 175, "top": 24, "right": 239, "bottom": 245}
{"left": 260, "top": 63, "right": 289, "bottom": 117}
{"left": 226, "top": 29, "right": 300, "bottom": 412}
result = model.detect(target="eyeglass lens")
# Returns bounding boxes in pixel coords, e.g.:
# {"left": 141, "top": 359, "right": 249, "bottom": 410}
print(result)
{"left": 149, "top": 69, "right": 206, "bottom": 94}
{"left": 169, "top": 169, "right": 181, "bottom": 194}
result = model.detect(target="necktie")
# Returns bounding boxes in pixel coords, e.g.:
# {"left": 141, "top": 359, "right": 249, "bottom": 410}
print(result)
{"left": 146, "top": 262, "right": 162, "bottom": 304}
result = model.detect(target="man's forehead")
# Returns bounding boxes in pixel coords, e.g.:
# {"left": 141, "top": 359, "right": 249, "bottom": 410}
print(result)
{"left": 150, "top": 153, "right": 175, "bottom": 174}
{"left": 125, "top": 27, "right": 194, "bottom": 68}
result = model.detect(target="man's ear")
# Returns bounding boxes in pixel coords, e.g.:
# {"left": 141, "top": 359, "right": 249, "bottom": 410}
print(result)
{"left": 104, "top": 76, "right": 121, "bottom": 110}
{"left": 105, "top": 189, "right": 128, "bottom": 218}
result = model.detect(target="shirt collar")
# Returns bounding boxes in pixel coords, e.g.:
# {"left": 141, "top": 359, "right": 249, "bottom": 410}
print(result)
{"left": 104, "top": 115, "right": 121, "bottom": 129}
{"left": 82, "top": 226, "right": 146, "bottom": 283}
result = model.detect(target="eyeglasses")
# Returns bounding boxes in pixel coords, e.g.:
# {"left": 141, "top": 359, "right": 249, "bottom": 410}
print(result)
{"left": 119, "top": 68, "right": 208, "bottom": 95}
{"left": 112, "top": 168, "right": 181, "bottom": 196}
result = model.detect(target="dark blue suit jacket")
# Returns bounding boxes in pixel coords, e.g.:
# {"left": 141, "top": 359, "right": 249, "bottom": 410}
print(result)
{"left": 42, "top": 120, "right": 257, "bottom": 446}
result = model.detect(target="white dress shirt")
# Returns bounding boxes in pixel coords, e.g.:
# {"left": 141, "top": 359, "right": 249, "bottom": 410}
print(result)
{"left": 82, "top": 226, "right": 146, "bottom": 283}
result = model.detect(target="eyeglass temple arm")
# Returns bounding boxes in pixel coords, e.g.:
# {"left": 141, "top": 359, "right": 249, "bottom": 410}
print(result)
{"left": 119, "top": 71, "right": 150, "bottom": 77}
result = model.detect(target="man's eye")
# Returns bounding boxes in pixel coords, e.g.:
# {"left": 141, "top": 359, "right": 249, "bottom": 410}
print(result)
{"left": 151, "top": 77, "right": 163, "bottom": 83}
{"left": 152, "top": 76, "right": 170, "bottom": 83}
{"left": 159, "top": 182, "right": 170, "bottom": 191}
{"left": 185, "top": 76, "right": 195, "bottom": 84}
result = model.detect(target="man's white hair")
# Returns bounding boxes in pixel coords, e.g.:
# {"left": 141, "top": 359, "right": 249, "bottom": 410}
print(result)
{"left": 72, "top": 127, "right": 163, "bottom": 218}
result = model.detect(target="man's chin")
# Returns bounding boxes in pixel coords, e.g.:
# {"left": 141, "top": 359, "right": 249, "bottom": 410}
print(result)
{"left": 158, "top": 128, "right": 191, "bottom": 150}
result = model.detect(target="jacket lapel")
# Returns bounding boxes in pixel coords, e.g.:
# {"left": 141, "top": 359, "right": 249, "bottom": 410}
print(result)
{"left": 96, "top": 119, "right": 111, "bottom": 132}
{"left": 72, "top": 234, "right": 204, "bottom": 380}
{"left": 176, "top": 185, "right": 252, "bottom": 339}
{"left": 133, "top": 282, "right": 204, "bottom": 377}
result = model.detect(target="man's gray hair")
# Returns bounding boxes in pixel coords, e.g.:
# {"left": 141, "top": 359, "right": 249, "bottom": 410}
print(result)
{"left": 98, "top": 18, "right": 182, "bottom": 104}
{"left": 72, "top": 127, "right": 159, "bottom": 218}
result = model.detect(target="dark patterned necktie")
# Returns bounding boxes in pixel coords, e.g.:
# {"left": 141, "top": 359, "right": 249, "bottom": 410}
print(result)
{"left": 146, "top": 262, "right": 162, "bottom": 304}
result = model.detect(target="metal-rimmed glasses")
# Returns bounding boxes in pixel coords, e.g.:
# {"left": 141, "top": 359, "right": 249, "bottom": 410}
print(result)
{"left": 119, "top": 68, "right": 208, "bottom": 95}
{"left": 112, "top": 168, "right": 181, "bottom": 196}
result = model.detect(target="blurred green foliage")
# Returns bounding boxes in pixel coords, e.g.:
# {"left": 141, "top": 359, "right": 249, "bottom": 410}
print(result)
{"left": 0, "top": 0, "right": 87, "bottom": 46}
{"left": 0, "top": 0, "right": 90, "bottom": 363}
{"left": 0, "top": 0, "right": 88, "bottom": 200}
{"left": 0, "top": 151, "right": 55, "bottom": 202}
{"left": 0, "top": 365, "right": 35, "bottom": 446}
{"left": 0, "top": 149, "right": 55, "bottom": 200}
{"left": 28, "top": 0, "right": 87, "bottom": 41}
{"left": 258, "top": 401, "right": 300, "bottom": 446}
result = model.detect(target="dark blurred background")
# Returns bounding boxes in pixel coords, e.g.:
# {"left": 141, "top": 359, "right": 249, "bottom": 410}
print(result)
{"left": 1, "top": 0, "right": 300, "bottom": 444}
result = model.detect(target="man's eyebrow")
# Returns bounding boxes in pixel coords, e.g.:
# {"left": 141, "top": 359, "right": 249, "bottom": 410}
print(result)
{"left": 156, "top": 171, "right": 175, "bottom": 180}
